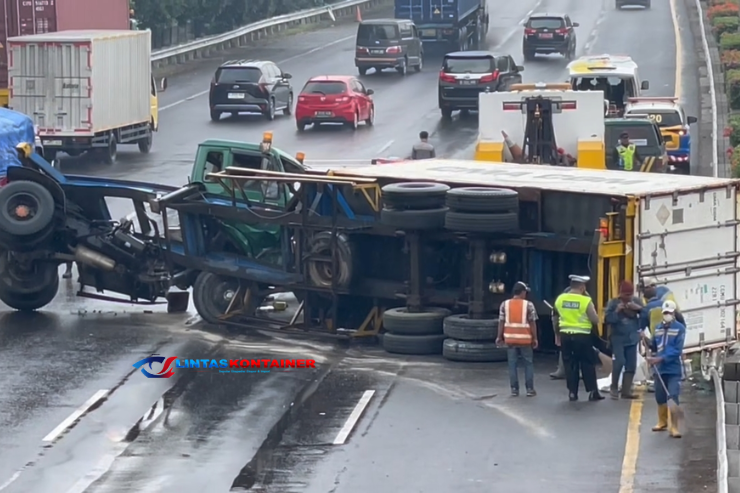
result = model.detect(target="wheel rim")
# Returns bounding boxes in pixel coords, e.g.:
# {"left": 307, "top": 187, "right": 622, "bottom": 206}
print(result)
{"left": 209, "top": 277, "right": 242, "bottom": 317}
{"left": 5, "top": 193, "right": 38, "bottom": 223}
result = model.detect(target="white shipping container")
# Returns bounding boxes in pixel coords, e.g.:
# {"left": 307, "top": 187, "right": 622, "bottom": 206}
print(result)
{"left": 7, "top": 29, "right": 151, "bottom": 136}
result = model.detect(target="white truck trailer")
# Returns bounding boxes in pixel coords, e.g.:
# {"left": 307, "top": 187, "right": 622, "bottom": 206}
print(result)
{"left": 7, "top": 29, "right": 153, "bottom": 164}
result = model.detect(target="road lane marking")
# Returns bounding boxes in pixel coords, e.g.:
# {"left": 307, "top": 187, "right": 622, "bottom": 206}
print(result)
{"left": 332, "top": 389, "right": 375, "bottom": 445}
{"left": 159, "top": 34, "right": 355, "bottom": 112}
{"left": 670, "top": 0, "right": 683, "bottom": 99}
{"left": 377, "top": 140, "right": 394, "bottom": 154}
{"left": 42, "top": 389, "right": 109, "bottom": 443}
{"left": 618, "top": 390, "right": 645, "bottom": 493}
{"left": 0, "top": 471, "right": 21, "bottom": 491}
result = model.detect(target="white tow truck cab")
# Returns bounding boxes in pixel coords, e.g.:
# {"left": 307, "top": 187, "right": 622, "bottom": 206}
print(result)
{"left": 567, "top": 54, "right": 649, "bottom": 117}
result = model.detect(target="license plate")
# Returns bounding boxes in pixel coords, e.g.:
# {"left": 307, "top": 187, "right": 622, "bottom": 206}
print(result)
{"left": 315, "top": 111, "right": 332, "bottom": 117}
{"left": 420, "top": 29, "right": 436, "bottom": 37}
{"left": 459, "top": 80, "right": 477, "bottom": 85}
{"left": 371, "top": 49, "right": 385, "bottom": 54}
{"left": 228, "top": 93, "right": 245, "bottom": 99}
{"left": 539, "top": 33, "right": 553, "bottom": 38}
{"left": 43, "top": 140, "right": 62, "bottom": 146}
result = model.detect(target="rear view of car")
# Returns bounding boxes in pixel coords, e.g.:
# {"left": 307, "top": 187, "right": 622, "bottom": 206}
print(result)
{"left": 522, "top": 14, "right": 577, "bottom": 60}
{"left": 616, "top": 0, "right": 650, "bottom": 9}
{"left": 295, "top": 77, "right": 375, "bottom": 131}
{"left": 355, "top": 19, "right": 422, "bottom": 75}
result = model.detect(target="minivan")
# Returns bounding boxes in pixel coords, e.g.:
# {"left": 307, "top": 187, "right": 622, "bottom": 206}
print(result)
{"left": 355, "top": 19, "right": 423, "bottom": 76}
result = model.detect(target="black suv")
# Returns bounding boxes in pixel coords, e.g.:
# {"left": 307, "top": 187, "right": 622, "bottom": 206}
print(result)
{"left": 438, "top": 51, "right": 523, "bottom": 120}
{"left": 522, "top": 13, "right": 578, "bottom": 61}
{"left": 209, "top": 60, "right": 293, "bottom": 122}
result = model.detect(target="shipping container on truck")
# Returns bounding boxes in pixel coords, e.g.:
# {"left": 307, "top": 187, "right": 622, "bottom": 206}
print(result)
{"left": 394, "top": 0, "right": 488, "bottom": 50}
{"left": 0, "top": 0, "right": 130, "bottom": 108}
{"left": 8, "top": 29, "right": 153, "bottom": 164}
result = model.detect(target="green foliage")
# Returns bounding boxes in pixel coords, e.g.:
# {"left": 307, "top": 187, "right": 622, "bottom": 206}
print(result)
{"left": 731, "top": 145, "right": 740, "bottom": 177}
{"left": 727, "top": 70, "right": 740, "bottom": 110}
{"left": 730, "top": 115, "right": 740, "bottom": 147}
{"left": 132, "top": 0, "right": 328, "bottom": 44}
{"left": 713, "top": 16, "right": 739, "bottom": 40}
{"left": 721, "top": 32, "right": 740, "bottom": 51}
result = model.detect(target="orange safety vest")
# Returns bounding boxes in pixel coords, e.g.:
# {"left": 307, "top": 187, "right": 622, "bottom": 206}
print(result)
{"left": 502, "top": 298, "right": 533, "bottom": 346}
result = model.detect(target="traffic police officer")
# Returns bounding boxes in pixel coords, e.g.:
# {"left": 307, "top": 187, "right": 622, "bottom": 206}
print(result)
{"left": 553, "top": 275, "right": 603, "bottom": 401}
{"left": 612, "top": 131, "right": 642, "bottom": 171}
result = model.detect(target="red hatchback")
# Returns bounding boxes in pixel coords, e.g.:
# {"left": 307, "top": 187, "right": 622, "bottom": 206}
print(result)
{"left": 295, "top": 76, "right": 375, "bottom": 131}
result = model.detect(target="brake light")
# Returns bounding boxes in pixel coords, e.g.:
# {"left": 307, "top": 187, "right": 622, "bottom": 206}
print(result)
{"left": 386, "top": 46, "right": 402, "bottom": 54}
{"left": 556, "top": 28, "right": 568, "bottom": 34}
{"left": 439, "top": 71, "right": 456, "bottom": 83}
{"left": 356, "top": 47, "right": 369, "bottom": 55}
{"left": 524, "top": 28, "right": 536, "bottom": 35}
{"left": 479, "top": 70, "right": 499, "bottom": 83}
{"left": 338, "top": 96, "right": 351, "bottom": 102}
{"left": 298, "top": 96, "right": 306, "bottom": 102}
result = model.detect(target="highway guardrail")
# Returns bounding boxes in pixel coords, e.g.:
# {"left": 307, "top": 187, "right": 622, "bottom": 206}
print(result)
{"left": 150, "top": 0, "right": 388, "bottom": 69}
{"left": 694, "top": 0, "right": 722, "bottom": 177}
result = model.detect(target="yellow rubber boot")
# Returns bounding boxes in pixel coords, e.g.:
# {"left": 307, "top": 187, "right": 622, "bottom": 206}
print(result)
{"left": 652, "top": 404, "right": 668, "bottom": 431}
{"left": 669, "top": 410, "right": 682, "bottom": 438}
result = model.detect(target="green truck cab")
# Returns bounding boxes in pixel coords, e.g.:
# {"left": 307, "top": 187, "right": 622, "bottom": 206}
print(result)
{"left": 604, "top": 118, "right": 667, "bottom": 172}
{"left": 188, "top": 132, "right": 307, "bottom": 264}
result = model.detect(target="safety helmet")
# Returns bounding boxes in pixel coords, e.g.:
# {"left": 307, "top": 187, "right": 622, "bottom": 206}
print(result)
{"left": 661, "top": 300, "right": 676, "bottom": 313}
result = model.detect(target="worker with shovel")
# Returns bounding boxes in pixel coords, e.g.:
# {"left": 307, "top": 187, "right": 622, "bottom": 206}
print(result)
{"left": 646, "top": 300, "right": 686, "bottom": 438}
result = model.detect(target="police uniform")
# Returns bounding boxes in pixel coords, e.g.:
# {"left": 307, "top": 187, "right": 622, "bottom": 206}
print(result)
{"left": 554, "top": 275, "right": 603, "bottom": 401}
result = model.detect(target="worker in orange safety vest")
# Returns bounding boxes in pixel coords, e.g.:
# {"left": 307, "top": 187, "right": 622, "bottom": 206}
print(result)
{"left": 496, "top": 281, "right": 538, "bottom": 397}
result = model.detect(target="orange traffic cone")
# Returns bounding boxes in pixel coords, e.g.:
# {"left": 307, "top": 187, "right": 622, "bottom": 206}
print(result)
{"left": 356, "top": 5, "right": 362, "bottom": 22}
{"left": 502, "top": 131, "right": 522, "bottom": 162}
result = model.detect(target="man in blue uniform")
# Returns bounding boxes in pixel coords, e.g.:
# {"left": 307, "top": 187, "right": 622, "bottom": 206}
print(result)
{"left": 647, "top": 300, "right": 686, "bottom": 438}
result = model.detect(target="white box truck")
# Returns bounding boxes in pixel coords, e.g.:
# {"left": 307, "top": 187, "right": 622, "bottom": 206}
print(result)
{"left": 7, "top": 29, "right": 163, "bottom": 164}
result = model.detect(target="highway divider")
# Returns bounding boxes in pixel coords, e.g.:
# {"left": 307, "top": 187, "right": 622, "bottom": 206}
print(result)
{"left": 692, "top": 0, "right": 730, "bottom": 177}
{"left": 150, "top": 0, "right": 388, "bottom": 70}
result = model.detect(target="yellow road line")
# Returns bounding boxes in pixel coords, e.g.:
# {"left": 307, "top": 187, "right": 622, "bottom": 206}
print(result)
{"left": 619, "top": 390, "right": 645, "bottom": 493}
{"left": 670, "top": 0, "right": 683, "bottom": 99}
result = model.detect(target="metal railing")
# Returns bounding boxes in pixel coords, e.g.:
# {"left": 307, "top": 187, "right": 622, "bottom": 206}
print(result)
{"left": 149, "top": 0, "right": 386, "bottom": 68}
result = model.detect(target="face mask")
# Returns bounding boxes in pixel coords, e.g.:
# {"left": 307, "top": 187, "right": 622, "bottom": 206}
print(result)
{"left": 663, "top": 314, "right": 674, "bottom": 323}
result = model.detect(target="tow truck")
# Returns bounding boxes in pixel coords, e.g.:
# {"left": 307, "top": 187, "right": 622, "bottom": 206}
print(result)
{"left": 473, "top": 83, "right": 668, "bottom": 172}
{"left": 624, "top": 97, "right": 697, "bottom": 174}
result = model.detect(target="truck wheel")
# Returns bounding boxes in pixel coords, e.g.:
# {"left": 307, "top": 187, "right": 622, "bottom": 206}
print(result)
{"left": 381, "top": 207, "right": 448, "bottom": 230}
{"left": 103, "top": 135, "right": 117, "bottom": 164}
{"left": 443, "top": 339, "right": 507, "bottom": 362}
{"left": 444, "top": 211, "right": 518, "bottom": 233}
{"left": 307, "top": 231, "right": 355, "bottom": 289}
{"left": 443, "top": 314, "right": 498, "bottom": 341}
{"left": 383, "top": 306, "right": 451, "bottom": 335}
{"left": 382, "top": 182, "right": 450, "bottom": 210}
{"left": 445, "top": 187, "right": 518, "bottom": 213}
{"left": 192, "top": 271, "right": 262, "bottom": 325}
{"left": 0, "top": 274, "right": 58, "bottom": 311}
{"left": 0, "top": 180, "right": 55, "bottom": 237}
{"left": 0, "top": 255, "right": 58, "bottom": 294}
{"left": 138, "top": 129, "right": 153, "bottom": 154}
{"left": 43, "top": 149, "right": 58, "bottom": 162}
{"left": 381, "top": 333, "right": 445, "bottom": 355}
{"left": 441, "top": 108, "right": 453, "bottom": 120}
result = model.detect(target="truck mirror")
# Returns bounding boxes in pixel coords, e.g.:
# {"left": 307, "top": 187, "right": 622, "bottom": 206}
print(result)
{"left": 573, "top": 22, "right": 579, "bottom": 27}
{"left": 160, "top": 78, "right": 168, "bottom": 92}
{"left": 641, "top": 80, "right": 649, "bottom": 90}
{"left": 366, "top": 89, "right": 374, "bottom": 95}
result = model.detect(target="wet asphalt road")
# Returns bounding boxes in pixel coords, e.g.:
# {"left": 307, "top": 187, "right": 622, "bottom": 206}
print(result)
{"left": 0, "top": 0, "right": 711, "bottom": 490}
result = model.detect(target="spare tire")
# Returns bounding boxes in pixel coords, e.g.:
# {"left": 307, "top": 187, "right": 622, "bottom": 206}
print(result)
{"left": 307, "top": 231, "right": 355, "bottom": 289}
{"left": 442, "top": 339, "right": 507, "bottom": 362}
{"left": 445, "top": 211, "right": 518, "bottom": 233}
{"left": 0, "top": 180, "right": 55, "bottom": 236}
{"left": 443, "top": 314, "right": 498, "bottom": 341}
{"left": 382, "top": 333, "right": 445, "bottom": 355}
{"left": 382, "top": 182, "right": 449, "bottom": 210}
{"left": 381, "top": 207, "right": 447, "bottom": 230}
{"left": 383, "top": 306, "right": 451, "bottom": 335}
{"left": 446, "top": 187, "right": 518, "bottom": 213}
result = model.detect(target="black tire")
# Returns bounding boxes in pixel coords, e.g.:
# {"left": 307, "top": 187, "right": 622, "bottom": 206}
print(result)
{"left": 283, "top": 93, "right": 293, "bottom": 116}
{"left": 103, "top": 135, "right": 117, "bottom": 164}
{"left": 306, "top": 231, "right": 355, "bottom": 289}
{"left": 397, "top": 58, "right": 408, "bottom": 76}
{"left": 445, "top": 211, "right": 518, "bottom": 233}
{"left": 138, "top": 128, "right": 152, "bottom": 153}
{"left": 44, "top": 149, "right": 58, "bottom": 162}
{"left": 414, "top": 55, "right": 423, "bottom": 72}
{"left": 382, "top": 182, "right": 450, "bottom": 210}
{"left": 443, "top": 314, "right": 498, "bottom": 341}
{"left": 725, "top": 361, "right": 740, "bottom": 382}
{"left": 192, "top": 271, "right": 261, "bottom": 325}
{"left": 523, "top": 51, "right": 536, "bottom": 61}
{"left": 383, "top": 306, "right": 450, "bottom": 335}
{"left": 381, "top": 207, "right": 448, "bottom": 230}
{"left": 297, "top": 121, "right": 306, "bottom": 132}
{"left": 442, "top": 339, "right": 507, "bottom": 362}
{"left": 0, "top": 273, "right": 58, "bottom": 311}
{"left": 441, "top": 108, "right": 453, "bottom": 120}
{"left": 210, "top": 110, "right": 221, "bottom": 122}
{"left": 358, "top": 67, "right": 368, "bottom": 76}
{"left": 382, "top": 333, "right": 445, "bottom": 355}
{"left": 445, "top": 187, "right": 518, "bottom": 213}
{"left": 265, "top": 98, "right": 276, "bottom": 121}
{"left": 0, "top": 180, "right": 55, "bottom": 237}
{"left": 0, "top": 255, "right": 58, "bottom": 294}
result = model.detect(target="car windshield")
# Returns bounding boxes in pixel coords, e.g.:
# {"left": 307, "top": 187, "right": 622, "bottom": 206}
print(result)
{"left": 528, "top": 18, "right": 564, "bottom": 29}
{"left": 216, "top": 67, "right": 261, "bottom": 83}
{"left": 301, "top": 81, "right": 347, "bottom": 94}
{"left": 606, "top": 125, "right": 662, "bottom": 148}
{"left": 357, "top": 24, "right": 398, "bottom": 41}
{"left": 625, "top": 109, "right": 682, "bottom": 127}
{"left": 443, "top": 57, "right": 494, "bottom": 73}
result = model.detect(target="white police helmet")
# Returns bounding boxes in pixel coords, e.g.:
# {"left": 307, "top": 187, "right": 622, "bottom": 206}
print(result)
{"left": 661, "top": 300, "right": 676, "bottom": 313}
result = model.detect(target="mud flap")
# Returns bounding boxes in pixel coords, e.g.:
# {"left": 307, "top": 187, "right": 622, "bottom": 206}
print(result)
{"left": 166, "top": 290, "right": 190, "bottom": 313}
